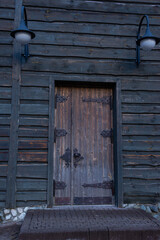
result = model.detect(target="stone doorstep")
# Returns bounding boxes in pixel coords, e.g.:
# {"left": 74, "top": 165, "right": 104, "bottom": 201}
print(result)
{"left": 18, "top": 207, "right": 160, "bottom": 240}
{"left": 0, "top": 203, "right": 160, "bottom": 223}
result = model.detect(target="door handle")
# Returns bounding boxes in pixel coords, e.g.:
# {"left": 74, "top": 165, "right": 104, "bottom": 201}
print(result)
{"left": 60, "top": 148, "right": 71, "bottom": 168}
{"left": 73, "top": 148, "right": 84, "bottom": 168}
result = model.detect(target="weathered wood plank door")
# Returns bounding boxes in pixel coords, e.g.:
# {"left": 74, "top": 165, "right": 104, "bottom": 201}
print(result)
{"left": 54, "top": 86, "right": 114, "bottom": 205}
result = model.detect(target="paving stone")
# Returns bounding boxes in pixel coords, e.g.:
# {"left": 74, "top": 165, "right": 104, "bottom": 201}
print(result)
{"left": 146, "top": 206, "right": 152, "bottom": 213}
{"left": 24, "top": 207, "right": 29, "bottom": 212}
{"left": 17, "top": 208, "right": 23, "bottom": 214}
{"left": 11, "top": 209, "right": 17, "bottom": 217}
{"left": 13, "top": 217, "right": 18, "bottom": 222}
{"left": 150, "top": 205, "right": 159, "bottom": 213}
{"left": 4, "top": 209, "right": 10, "bottom": 215}
{"left": 140, "top": 205, "right": 146, "bottom": 211}
{"left": 5, "top": 214, "right": 12, "bottom": 220}
{"left": 19, "top": 213, "right": 26, "bottom": 221}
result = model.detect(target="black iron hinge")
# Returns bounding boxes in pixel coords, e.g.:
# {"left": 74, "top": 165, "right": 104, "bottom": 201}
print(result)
{"left": 82, "top": 95, "right": 113, "bottom": 110}
{"left": 54, "top": 128, "right": 68, "bottom": 142}
{"left": 55, "top": 94, "right": 68, "bottom": 109}
{"left": 101, "top": 129, "right": 113, "bottom": 143}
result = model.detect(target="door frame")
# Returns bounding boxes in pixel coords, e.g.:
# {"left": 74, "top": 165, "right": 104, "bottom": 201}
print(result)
{"left": 47, "top": 77, "right": 122, "bottom": 208}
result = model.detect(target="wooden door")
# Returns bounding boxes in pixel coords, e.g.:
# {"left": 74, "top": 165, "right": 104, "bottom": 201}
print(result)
{"left": 54, "top": 86, "right": 114, "bottom": 205}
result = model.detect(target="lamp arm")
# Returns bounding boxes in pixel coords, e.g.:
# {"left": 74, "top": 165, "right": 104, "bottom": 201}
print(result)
{"left": 20, "top": 6, "right": 28, "bottom": 27}
{"left": 137, "top": 15, "right": 149, "bottom": 41}
{"left": 136, "top": 15, "right": 149, "bottom": 66}
{"left": 21, "top": 6, "right": 29, "bottom": 61}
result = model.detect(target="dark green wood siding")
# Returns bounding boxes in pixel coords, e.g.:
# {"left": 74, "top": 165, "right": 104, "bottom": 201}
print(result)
{"left": 0, "top": 0, "right": 160, "bottom": 207}
{"left": 0, "top": 1, "right": 14, "bottom": 207}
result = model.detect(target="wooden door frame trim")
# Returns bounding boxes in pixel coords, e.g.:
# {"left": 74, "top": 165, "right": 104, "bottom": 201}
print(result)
{"left": 48, "top": 76, "right": 123, "bottom": 207}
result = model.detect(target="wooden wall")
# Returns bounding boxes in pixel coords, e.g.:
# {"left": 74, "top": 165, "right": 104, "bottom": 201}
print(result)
{"left": 0, "top": 0, "right": 160, "bottom": 207}
{"left": 0, "top": 1, "right": 14, "bottom": 207}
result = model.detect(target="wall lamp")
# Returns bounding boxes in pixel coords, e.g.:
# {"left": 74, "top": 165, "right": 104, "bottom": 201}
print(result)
{"left": 136, "top": 15, "right": 160, "bottom": 66}
{"left": 10, "top": 6, "right": 35, "bottom": 60}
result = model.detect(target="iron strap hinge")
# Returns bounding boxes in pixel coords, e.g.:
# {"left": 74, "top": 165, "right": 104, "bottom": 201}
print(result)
{"left": 101, "top": 129, "right": 113, "bottom": 143}
{"left": 55, "top": 94, "right": 68, "bottom": 108}
{"left": 82, "top": 95, "right": 113, "bottom": 109}
{"left": 54, "top": 128, "right": 68, "bottom": 142}
{"left": 53, "top": 180, "right": 67, "bottom": 196}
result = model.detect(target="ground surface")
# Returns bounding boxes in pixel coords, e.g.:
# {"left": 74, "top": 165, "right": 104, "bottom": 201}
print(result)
{"left": 0, "top": 221, "right": 22, "bottom": 240}
{"left": 19, "top": 205, "right": 160, "bottom": 240}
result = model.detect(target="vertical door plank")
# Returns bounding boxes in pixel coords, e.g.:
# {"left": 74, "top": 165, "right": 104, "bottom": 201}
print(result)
{"left": 54, "top": 87, "right": 72, "bottom": 205}
{"left": 6, "top": 0, "right": 22, "bottom": 208}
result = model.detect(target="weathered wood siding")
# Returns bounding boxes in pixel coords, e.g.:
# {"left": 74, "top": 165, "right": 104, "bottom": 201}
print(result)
{"left": 0, "top": 0, "right": 160, "bottom": 206}
{"left": 0, "top": 1, "right": 14, "bottom": 207}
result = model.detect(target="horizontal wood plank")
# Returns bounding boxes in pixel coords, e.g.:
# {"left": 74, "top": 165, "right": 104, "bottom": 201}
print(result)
{"left": 18, "top": 140, "right": 48, "bottom": 149}
{"left": 0, "top": 72, "right": 12, "bottom": 86}
{"left": 21, "top": 87, "right": 49, "bottom": 100}
{"left": 0, "top": 178, "right": 6, "bottom": 190}
{"left": 0, "top": 45, "right": 12, "bottom": 57}
{"left": 22, "top": 58, "right": 160, "bottom": 76}
{"left": 122, "top": 91, "right": 160, "bottom": 104}
{"left": 124, "top": 183, "right": 160, "bottom": 196}
{"left": 0, "top": 87, "right": 11, "bottom": 99}
{"left": 18, "top": 128, "right": 48, "bottom": 137}
{"left": 0, "top": 140, "right": 9, "bottom": 150}
{"left": 20, "top": 104, "right": 48, "bottom": 115}
{"left": 16, "top": 191, "right": 47, "bottom": 201}
{"left": 16, "top": 164, "right": 47, "bottom": 178}
{"left": 0, "top": 151, "right": 9, "bottom": 162}
{"left": 17, "top": 179, "right": 47, "bottom": 191}
{"left": 123, "top": 125, "right": 160, "bottom": 136}
{"left": 122, "top": 104, "right": 160, "bottom": 114}
{"left": 123, "top": 153, "right": 160, "bottom": 167}
{"left": 19, "top": 117, "right": 48, "bottom": 126}
{"left": 18, "top": 152, "right": 47, "bottom": 163}
{"left": 0, "top": 8, "right": 14, "bottom": 19}
{"left": 123, "top": 139, "right": 160, "bottom": 151}
{"left": 0, "top": 191, "right": 6, "bottom": 201}
{"left": 0, "top": 127, "right": 10, "bottom": 137}
{"left": 122, "top": 80, "right": 160, "bottom": 91}
{"left": 22, "top": 73, "right": 49, "bottom": 87}
{"left": 124, "top": 168, "right": 160, "bottom": 180}
{"left": 29, "top": 44, "right": 160, "bottom": 61}
{"left": 32, "top": 32, "right": 135, "bottom": 49}
{"left": 26, "top": 7, "right": 160, "bottom": 25}
{"left": 0, "top": 117, "right": 10, "bottom": 125}
{"left": 0, "top": 165, "right": 7, "bottom": 176}
{"left": 29, "top": 21, "right": 138, "bottom": 36}
{"left": 122, "top": 114, "right": 160, "bottom": 125}
{"left": 29, "top": 21, "right": 160, "bottom": 39}
{"left": 0, "top": 32, "right": 13, "bottom": 44}
{"left": 0, "top": 56, "right": 12, "bottom": 67}
{"left": 124, "top": 196, "right": 160, "bottom": 204}
{"left": 0, "top": 20, "right": 13, "bottom": 31}
{"left": 23, "top": 1, "right": 160, "bottom": 15}
{"left": 16, "top": 201, "right": 46, "bottom": 207}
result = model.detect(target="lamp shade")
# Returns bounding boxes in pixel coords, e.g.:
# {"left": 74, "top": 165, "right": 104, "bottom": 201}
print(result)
{"left": 10, "top": 24, "right": 35, "bottom": 44}
{"left": 14, "top": 31, "right": 32, "bottom": 44}
{"left": 140, "top": 38, "right": 156, "bottom": 51}
{"left": 10, "top": 6, "right": 35, "bottom": 44}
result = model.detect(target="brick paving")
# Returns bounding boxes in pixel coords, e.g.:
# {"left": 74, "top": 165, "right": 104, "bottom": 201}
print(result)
{"left": 19, "top": 205, "right": 160, "bottom": 240}
{"left": 0, "top": 222, "right": 22, "bottom": 240}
